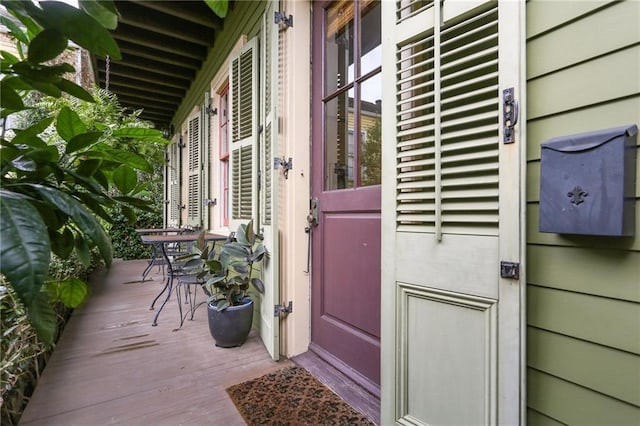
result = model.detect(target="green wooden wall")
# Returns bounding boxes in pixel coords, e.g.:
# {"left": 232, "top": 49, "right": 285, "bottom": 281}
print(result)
{"left": 526, "top": 1, "right": 640, "bottom": 424}
{"left": 171, "top": 1, "right": 266, "bottom": 329}
{"left": 173, "top": 1, "right": 265, "bottom": 128}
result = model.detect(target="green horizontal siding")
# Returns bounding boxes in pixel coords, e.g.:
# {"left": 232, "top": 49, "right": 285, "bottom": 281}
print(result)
{"left": 527, "top": 409, "right": 567, "bottom": 426}
{"left": 527, "top": 245, "right": 640, "bottom": 301}
{"left": 527, "top": 47, "right": 640, "bottom": 119}
{"left": 528, "top": 327, "right": 640, "bottom": 406}
{"left": 526, "top": 0, "right": 614, "bottom": 38}
{"left": 527, "top": 0, "right": 640, "bottom": 79}
{"left": 527, "top": 97, "right": 640, "bottom": 160}
{"left": 527, "top": 369, "right": 640, "bottom": 426}
{"left": 528, "top": 285, "right": 640, "bottom": 354}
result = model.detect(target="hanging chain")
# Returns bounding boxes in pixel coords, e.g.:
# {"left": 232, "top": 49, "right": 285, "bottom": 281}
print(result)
{"left": 105, "top": 55, "right": 110, "bottom": 91}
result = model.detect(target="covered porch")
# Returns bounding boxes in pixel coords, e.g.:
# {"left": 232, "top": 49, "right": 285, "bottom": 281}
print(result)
{"left": 18, "top": 259, "right": 379, "bottom": 425}
{"left": 19, "top": 259, "right": 288, "bottom": 425}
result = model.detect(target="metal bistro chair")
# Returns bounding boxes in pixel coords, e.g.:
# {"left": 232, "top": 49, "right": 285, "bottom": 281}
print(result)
{"left": 175, "top": 232, "right": 234, "bottom": 328}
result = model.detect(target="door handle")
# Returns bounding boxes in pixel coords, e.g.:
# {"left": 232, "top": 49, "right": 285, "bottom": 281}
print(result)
{"left": 307, "top": 197, "right": 319, "bottom": 228}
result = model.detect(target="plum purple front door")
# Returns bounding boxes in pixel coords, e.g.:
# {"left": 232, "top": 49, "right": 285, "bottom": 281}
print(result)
{"left": 310, "top": 0, "right": 382, "bottom": 395}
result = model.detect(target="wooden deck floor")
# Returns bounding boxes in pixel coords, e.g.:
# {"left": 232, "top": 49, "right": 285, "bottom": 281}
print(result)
{"left": 20, "top": 260, "right": 291, "bottom": 425}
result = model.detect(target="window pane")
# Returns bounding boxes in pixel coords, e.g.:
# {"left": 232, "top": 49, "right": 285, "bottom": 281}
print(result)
{"left": 360, "top": 75, "right": 382, "bottom": 186}
{"left": 360, "top": 0, "right": 381, "bottom": 76}
{"left": 325, "top": 0, "right": 354, "bottom": 96}
{"left": 324, "top": 91, "right": 354, "bottom": 190}
{"left": 219, "top": 90, "right": 229, "bottom": 157}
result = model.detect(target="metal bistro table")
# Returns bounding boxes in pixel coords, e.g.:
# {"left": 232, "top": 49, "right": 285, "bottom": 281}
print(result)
{"left": 141, "top": 232, "right": 227, "bottom": 326}
{"left": 135, "top": 228, "right": 184, "bottom": 281}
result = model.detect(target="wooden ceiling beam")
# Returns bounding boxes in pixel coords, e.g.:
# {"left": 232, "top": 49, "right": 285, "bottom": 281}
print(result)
{"left": 116, "top": 1, "right": 214, "bottom": 46}
{"left": 99, "top": 65, "right": 190, "bottom": 89}
{"left": 127, "top": 0, "right": 223, "bottom": 30}
{"left": 116, "top": 94, "right": 179, "bottom": 112}
{"left": 112, "top": 24, "right": 207, "bottom": 60}
{"left": 97, "top": 55, "right": 195, "bottom": 81}
{"left": 117, "top": 41, "right": 201, "bottom": 70}
{"left": 97, "top": 74, "right": 186, "bottom": 98}
{"left": 100, "top": 83, "right": 183, "bottom": 105}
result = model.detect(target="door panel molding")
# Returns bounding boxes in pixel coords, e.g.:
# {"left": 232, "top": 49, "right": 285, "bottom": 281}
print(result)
{"left": 396, "top": 283, "right": 497, "bottom": 425}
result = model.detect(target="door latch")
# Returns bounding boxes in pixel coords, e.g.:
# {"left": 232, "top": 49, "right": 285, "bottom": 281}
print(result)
{"left": 500, "top": 261, "right": 520, "bottom": 280}
{"left": 503, "top": 87, "right": 519, "bottom": 144}
{"left": 307, "top": 197, "right": 319, "bottom": 229}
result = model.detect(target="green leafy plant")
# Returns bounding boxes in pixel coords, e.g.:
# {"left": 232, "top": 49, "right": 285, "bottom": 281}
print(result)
{"left": 182, "top": 220, "right": 266, "bottom": 311}
{"left": 0, "top": 0, "right": 168, "bottom": 344}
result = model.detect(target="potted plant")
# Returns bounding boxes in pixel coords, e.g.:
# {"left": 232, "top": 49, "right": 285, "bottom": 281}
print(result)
{"left": 182, "top": 220, "right": 266, "bottom": 347}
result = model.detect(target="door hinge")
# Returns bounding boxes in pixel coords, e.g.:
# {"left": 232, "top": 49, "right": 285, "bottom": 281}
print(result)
{"left": 274, "top": 301, "right": 293, "bottom": 317}
{"left": 503, "top": 87, "right": 519, "bottom": 144}
{"left": 500, "top": 261, "right": 520, "bottom": 280}
{"left": 274, "top": 156, "right": 293, "bottom": 179}
{"left": 274, "top": 11, "right": 293, "bottom": 28}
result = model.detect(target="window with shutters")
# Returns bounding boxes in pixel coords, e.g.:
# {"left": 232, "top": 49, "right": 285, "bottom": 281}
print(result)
{"left": 395, "top": 1, "right": 499, "bottom": 236}
{"left": 168, "top": 141, "right": 180, "bottom": 224}
{"left": 229, "top": 38, "right": 258, "bottom": 223}
{"left": 187, "top": 116, "right": 201, "bottom": 223}
{"left": 323, "top": 0, "right": 382, "bottom": 190}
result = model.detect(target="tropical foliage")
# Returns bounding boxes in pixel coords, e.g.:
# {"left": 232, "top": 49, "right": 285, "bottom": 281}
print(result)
{"left": 181, "top": 220, "right": 266, "bottom": 311}
{"left": 0, "top": 0, "right": 167, "bottom": 344}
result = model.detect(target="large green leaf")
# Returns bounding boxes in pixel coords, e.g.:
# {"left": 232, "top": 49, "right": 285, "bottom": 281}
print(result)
{"left": 113, "top": 164, "right": 138, "bottom": 194}
{"left": 66, "top": 131, "right": 102, "bottom": 154}
{"left": 0, "top": 190, "right": 51, "bottom": 309}
{"left": 204, "top": 0, "right": 228, "bottom": 18}
{"left": 29, "top": 185, "right": 112, "bottom": 267}
{"left": 112, "top": 164, "right": 137, "bottom": 194}
{"left": 12, "top": 116, "right": 54, "bottom": 146}
{"left": 0, "top": 82, "right": 25, "bottom": 111}
{"left": 86, "top": 145, "right": 152, "bottom": 172}
{"left": 57, "top": 106, "right": 87, "bottom": 142}
{"left": 79, "top": 0, "right": 119, "bottom": 30}
{"left": 55, "top": 78, "right": 94, "bottom": 102}
{"left": 29, "top": 1, "right": 121, "bottom": 59}
{"left": 47, "top": 277, "right": 88, "bottom": 308}
{"left": 27, "top": 292, "right": 58, "bottom": 346}
{"left": 28, "top": 29, "right": 68, "bottom": 63}
{"left": 0, "top": 15, "right": 29, "bottom": 45}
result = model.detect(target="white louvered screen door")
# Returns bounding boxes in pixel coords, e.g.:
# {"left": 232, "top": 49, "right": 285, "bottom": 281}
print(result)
{"left": 229, "top": 38, "right": 258, "bottom": 231}
{"left": 257, "top": 0, "right": 280, "bottom": 361}
{"left": 186, "top": 115, "right": 202, "bottom": 227}
{"left": 381, "top": 0, "right": 525, "bottom": 424}
{"left": 167, "top": 141, "right": 181, "bottom": 228}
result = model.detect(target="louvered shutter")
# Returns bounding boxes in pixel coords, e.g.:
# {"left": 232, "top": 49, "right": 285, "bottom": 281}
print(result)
{"left": 382, "top": 0, "right": 524, "bottom": 424}
{"left": 229, "top": 38, "right": 258, "bottom": 230}
{"left": 186, "top": 115, "right": 202, "bottom": 227}
{"left": 201, "top": 92, "right": 211, "bottom": 230}
{"left": 258, "top": 0, "right": 280, "bottom": 361}
{"left": 167, "top": 141, "right": 181, "bottom": 227}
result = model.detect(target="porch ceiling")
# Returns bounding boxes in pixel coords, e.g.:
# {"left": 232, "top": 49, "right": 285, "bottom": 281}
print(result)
{"left": 94, "top": 0, "right": 224, "bottom": 130}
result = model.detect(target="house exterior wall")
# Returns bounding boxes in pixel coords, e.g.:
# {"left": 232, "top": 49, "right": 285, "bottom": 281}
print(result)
{"left": 525, "top": 1, "right": 640, "bottom": 424}
{"left": 167, "top": 0, "right": 313, "bottom": 357}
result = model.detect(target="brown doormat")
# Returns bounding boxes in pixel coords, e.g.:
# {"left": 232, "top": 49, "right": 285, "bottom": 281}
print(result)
{"left": 226, "top": 365, "right": 375, "bottom": 425}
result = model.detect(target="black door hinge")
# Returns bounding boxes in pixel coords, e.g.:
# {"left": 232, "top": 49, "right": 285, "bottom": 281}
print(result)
{"left": 274, "top": 301, "right": 293, "bottom": 317}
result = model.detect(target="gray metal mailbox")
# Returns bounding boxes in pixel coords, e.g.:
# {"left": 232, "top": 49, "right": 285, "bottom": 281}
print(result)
{"left": 539, "top": 124, "right": 637, "bottom": 236}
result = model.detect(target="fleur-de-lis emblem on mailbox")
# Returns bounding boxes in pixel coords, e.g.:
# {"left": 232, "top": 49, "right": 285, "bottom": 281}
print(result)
{"left": 567, "top": 186, "right": 588, "bottom": 205}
